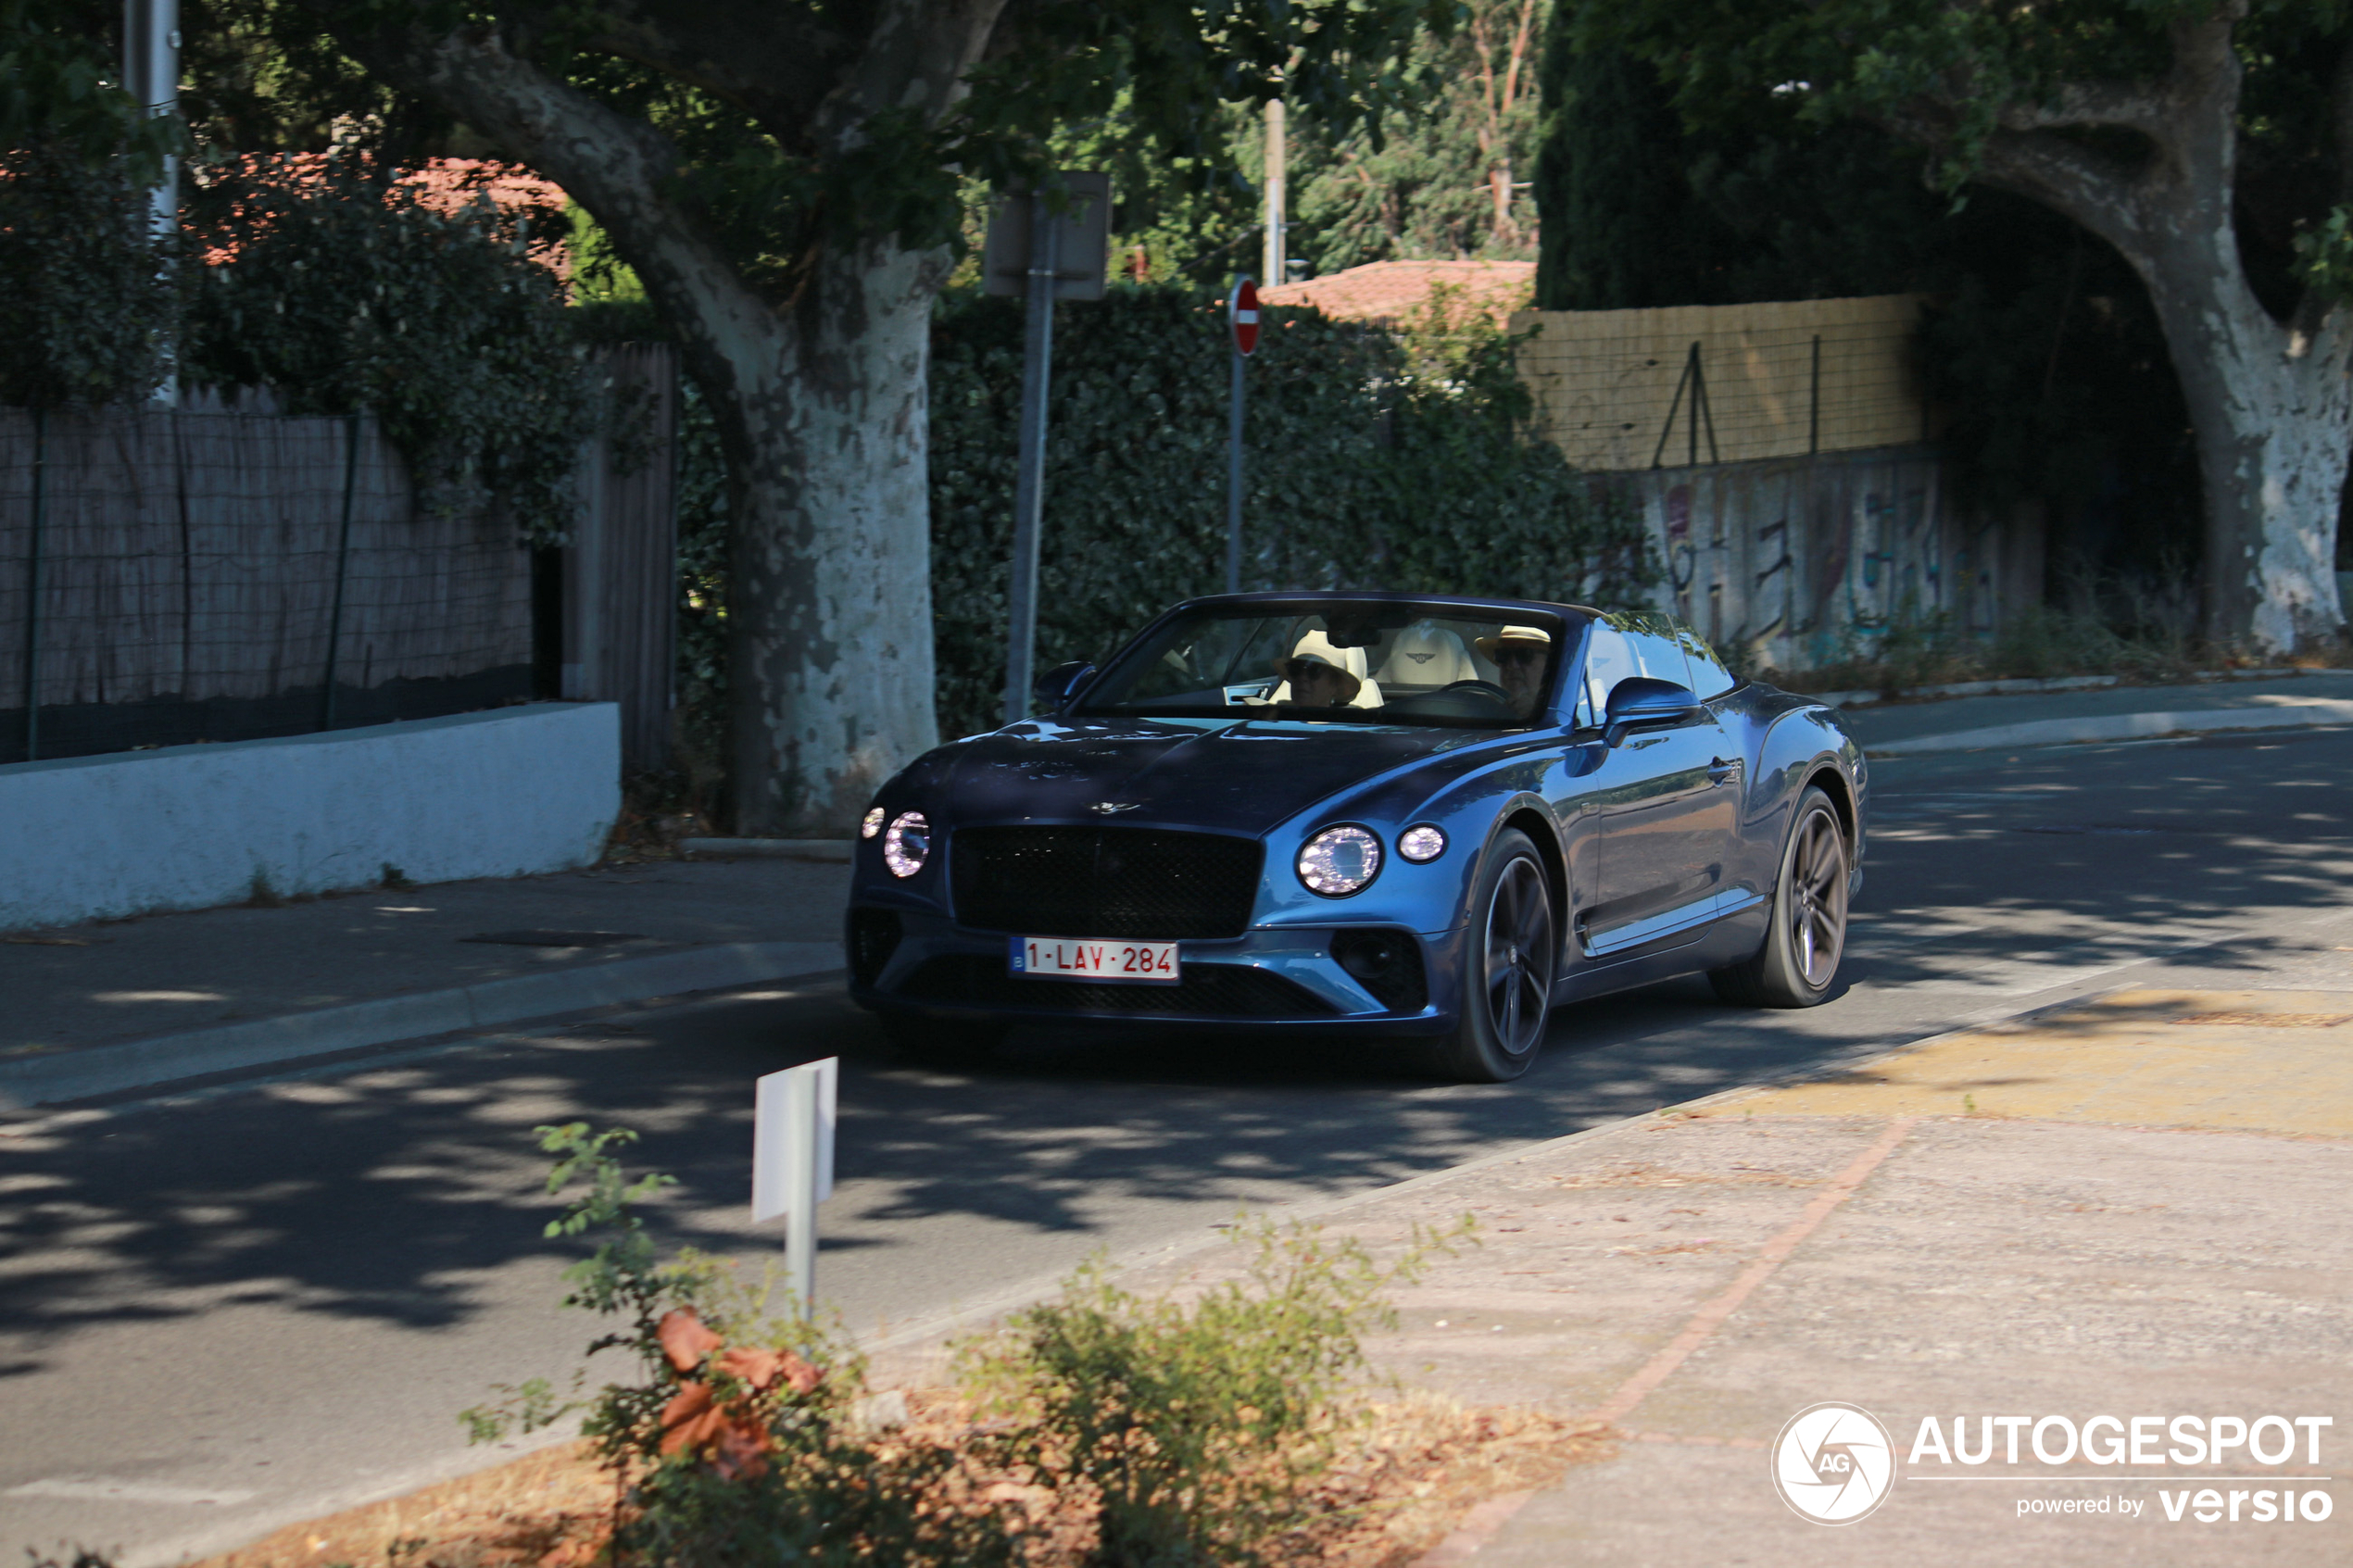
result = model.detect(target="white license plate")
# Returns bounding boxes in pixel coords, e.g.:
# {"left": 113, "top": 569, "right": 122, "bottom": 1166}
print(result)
{"left": 1009, "top": 935, "right": 1180, "bottom": 985}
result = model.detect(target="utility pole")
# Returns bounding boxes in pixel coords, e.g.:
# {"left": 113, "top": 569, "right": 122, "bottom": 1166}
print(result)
{"left": 1262, "top": 100, "right": 1286, "bottom": 284}
{"left": 124, "top": 0, "right": 179, "bottom": 404}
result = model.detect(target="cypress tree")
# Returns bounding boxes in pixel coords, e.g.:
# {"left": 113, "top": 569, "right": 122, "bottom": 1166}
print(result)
{"left": 1533, "top": 25, "right": 1720, "bottom": 309}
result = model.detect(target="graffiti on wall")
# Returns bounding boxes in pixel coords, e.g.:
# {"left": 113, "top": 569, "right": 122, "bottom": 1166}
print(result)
{"left": 1604, "top": 445, "right": 2039, "bottom": 675}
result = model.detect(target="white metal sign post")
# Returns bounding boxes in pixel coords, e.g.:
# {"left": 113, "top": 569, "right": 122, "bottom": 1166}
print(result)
{"left": 751, "top": 1058, "right": 837, "bottom": 1317}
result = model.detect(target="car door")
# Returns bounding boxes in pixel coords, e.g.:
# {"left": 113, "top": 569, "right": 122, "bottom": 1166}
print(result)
{"left": 1576, "top": 620, "right": 1739, "bottom": 958}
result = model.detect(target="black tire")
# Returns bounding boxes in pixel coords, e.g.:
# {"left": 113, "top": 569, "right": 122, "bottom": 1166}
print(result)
{"left": 1709, "top": 785, "right": 1848, "bottom": 1008}
{"left": 1425, "top": 828, "right": 1556, "bottom": 1082}
{"left": 879, "top": 1011, "right": 1010, "bottom": 1067}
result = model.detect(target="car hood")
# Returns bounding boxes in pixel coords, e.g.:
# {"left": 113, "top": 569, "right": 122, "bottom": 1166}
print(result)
{"left": 934, "top": 719, "right": 1489, "bottom": 837}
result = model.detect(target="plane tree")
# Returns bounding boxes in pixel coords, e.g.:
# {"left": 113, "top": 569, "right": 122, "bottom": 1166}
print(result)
{"left": 1582, "top": 0, "right": 2353, "bottom": 651}
{"left": 279, "top": 0, "right": 1445, "bottom": 832}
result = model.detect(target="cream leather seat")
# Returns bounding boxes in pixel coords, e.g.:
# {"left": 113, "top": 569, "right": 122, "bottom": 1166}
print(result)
{"left": 1375, "top": 621, "right": 1478, "bottom": 691}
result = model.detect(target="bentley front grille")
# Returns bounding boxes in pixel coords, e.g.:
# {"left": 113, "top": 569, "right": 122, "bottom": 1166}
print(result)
{"left": 950, "top": 825, "right": 1263, "bottom": 939}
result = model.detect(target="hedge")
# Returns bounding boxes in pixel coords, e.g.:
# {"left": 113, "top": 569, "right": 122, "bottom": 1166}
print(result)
{"left": 923, "top": 284, "right": 1652, "bottom": 737}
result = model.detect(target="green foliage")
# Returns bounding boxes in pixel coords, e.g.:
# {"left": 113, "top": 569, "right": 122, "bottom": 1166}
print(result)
{"left": 0, "top": 143, "right": 175, "bottom": 408}
{"left": 673, "top": 379, "right": 733, "bottom": 795}
{"left": 2293, "top": 203, "right": 2353, "bottom": 302}
{"left": 1533, "top": 44, "right": 1714, "bottom": 309}
{"left": 958, "top": 1215, "right": 1474, "bottom": 1568}
{"left": 0, "top": 0, "right": 184, "bottom": 182}
{"left": 182, "top": 150, "right": 596, "bottom": 542}
{"left": 1287, "top": 0, "right": 1547, "bottom": 272}
{"left": 925, "top": 286, "right": 1655, "bottom": 738}
{"left": 472, "top": 1123, "right": 1023, "bottom": 1568}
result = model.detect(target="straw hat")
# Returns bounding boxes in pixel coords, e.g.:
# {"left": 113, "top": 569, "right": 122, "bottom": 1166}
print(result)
{"left": 1474, "top": 624, "right": 1552, "bottom": 662}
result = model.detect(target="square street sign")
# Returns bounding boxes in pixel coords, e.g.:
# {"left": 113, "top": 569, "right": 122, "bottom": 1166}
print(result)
{"left": 984, "top": 170, "right": 1111, "bottom": 302}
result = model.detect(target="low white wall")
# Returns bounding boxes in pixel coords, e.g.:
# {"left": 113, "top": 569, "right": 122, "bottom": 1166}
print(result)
{"left": 0, "top": 703, "right": 620, "bottom": 933}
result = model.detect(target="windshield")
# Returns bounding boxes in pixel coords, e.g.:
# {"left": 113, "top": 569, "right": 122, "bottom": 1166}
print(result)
{"left": 1076, "top": 603, "right": 1575, "bottom": 728}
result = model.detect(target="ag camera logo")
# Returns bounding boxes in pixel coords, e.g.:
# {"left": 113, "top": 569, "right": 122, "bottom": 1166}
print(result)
{"left": 1773, "top": 1402, "right": 1896, "bottom": 1524}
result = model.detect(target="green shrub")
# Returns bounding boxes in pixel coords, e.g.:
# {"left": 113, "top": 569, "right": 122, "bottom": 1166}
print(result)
{"left": 463, "top": 1123, "right": 1020, "bottom": 1568}
{"left": 0, "top": 143, "right": 176, "bottom": 408}
{"left": 956, "top": 1216, "right": 1473, "bottom": 1568}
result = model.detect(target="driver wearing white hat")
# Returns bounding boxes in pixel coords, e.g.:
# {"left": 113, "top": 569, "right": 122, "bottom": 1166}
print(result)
{"left": 1473, "top": 624, "right": 1552, "bottom": 713}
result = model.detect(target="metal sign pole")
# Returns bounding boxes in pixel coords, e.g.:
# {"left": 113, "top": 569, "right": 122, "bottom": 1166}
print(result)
{"left": 1002, "top": 190, "right": 1061, "bottom": 726}
{"left": 1225, "top": 278, "right": 1259, "bottom": 595}
{"left": 1226, "top": 342, "right": 1244, "bottom": 594}
{"left": 753, "top": 1058, "right": 838, "bottom": 1319}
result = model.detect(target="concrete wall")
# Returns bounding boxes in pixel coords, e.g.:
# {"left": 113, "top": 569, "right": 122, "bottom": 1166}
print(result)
{"left": 0, "top": 703, "right": 619, "bottom": 934}
{"left": 1602, "top": 445, "right": 2044, "bottom": 676}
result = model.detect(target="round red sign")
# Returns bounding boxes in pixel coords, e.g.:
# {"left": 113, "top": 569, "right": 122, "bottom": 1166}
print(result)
{"left": 1229, "top": 278, "right": 1261, "bottom": 357}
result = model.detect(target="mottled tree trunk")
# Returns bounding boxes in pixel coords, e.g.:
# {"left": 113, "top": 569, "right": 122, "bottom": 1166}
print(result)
{"left": 1961, "top": 11, "right": 2352, "bottom": 653}
{"left": 2147, "top": 280, "right": 2353, "bottom": 649}
{"left": 722, "top": 240, "right": 946, "bottom": 834}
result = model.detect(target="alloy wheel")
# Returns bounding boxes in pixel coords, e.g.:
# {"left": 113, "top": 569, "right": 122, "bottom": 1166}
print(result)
{"left": 1786, "top": 808, "right": 1847, "bottom": 987}
{"left": 1482, "top": 857, "right": 1554, "bottom": 1058}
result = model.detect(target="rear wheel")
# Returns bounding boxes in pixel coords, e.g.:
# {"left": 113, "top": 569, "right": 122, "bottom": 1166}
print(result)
{"left": 879, "top": 1011, "right": 1009, "bottom": 1068}
{"left": 1425, "top": 828, "right": 1556, "bottom": 1083}
{"left": 1709, "top": 785, "right": 1848, "bottom": 1008}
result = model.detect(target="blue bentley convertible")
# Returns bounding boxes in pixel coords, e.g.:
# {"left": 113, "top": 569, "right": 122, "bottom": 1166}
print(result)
{"left": 846, "top": 594, "right": 1866, "bottom": 1081}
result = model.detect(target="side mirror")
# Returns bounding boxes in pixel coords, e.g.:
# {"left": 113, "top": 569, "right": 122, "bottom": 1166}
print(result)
{"left": 1603, "top": 677, "right": 1703, "bottom": 747}
{"left": 1033, "top": 659, "right": 1095, "bottom": 711}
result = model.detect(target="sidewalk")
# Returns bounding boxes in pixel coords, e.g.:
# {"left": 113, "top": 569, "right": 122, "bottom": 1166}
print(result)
{"left": 0, "top": 852, "right": 849, "bottom": 1108}
{"left": 1838, "top": 669, "right": 2353, "bottom": 754}
{"left": 1026, "top": 947, "right": 2353, "bottom": 1564}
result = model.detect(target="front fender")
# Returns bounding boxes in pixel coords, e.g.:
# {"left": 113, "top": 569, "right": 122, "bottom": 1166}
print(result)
{"left": 1738, "top": 704, "right": 1866, "bottom": 898}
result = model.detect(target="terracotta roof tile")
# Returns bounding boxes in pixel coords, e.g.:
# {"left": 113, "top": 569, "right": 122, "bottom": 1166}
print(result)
{"left": 1258, "top": 259, "right": 1536, "bottom": 326}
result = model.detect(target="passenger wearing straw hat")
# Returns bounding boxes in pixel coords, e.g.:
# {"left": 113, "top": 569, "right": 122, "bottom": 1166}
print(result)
{"left": 1474, "top": 623, "right": 1552, "bottom": 712}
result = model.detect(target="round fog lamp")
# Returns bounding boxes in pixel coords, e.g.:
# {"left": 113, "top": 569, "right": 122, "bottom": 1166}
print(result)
{"left": 1298, "top": 825, "right": 1382, "bottom": 897}
{"left": 1398, "top": 824, "right": 1447, "bottom": 863}
{"left": 861, "top": 807, "right": 886, "bottom": 839}
{"left": 883, "top": 811, "right": 931, "bottom": 878}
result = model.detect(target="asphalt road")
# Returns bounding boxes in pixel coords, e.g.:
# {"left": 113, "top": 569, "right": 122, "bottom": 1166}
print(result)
{"left": 6, "top": 727, "right": 2353, "bottom": 1566}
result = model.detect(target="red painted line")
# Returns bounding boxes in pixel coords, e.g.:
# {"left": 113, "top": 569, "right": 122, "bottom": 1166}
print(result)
{"left": 1407, "top": 1116, "right": 1919, "bottom": 1566}
{"left": 1587, "top": 1115, "right": 1919, "bottom": 1426}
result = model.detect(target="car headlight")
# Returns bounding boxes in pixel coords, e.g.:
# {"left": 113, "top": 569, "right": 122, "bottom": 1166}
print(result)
{"left": 883, "top": 811, "right": 931, "bottom": 878}
{"left": 1398, "top": 824, "right": 1447, "bottom": 863}
{"left": 861, "top": 807, "right": 885, "bottom": 839}
{"left": 1297, "top": 824, "right": 1382, "bottom": 897}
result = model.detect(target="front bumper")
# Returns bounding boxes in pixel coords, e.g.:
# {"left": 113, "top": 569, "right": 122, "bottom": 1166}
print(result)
{"left": 848, "top": 906, "right": 1462, "bottom": 1035}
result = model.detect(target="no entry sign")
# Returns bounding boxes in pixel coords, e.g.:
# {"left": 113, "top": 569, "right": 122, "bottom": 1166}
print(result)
{"left": 1229, "top": 278, "right": 1261, "bottom": 357}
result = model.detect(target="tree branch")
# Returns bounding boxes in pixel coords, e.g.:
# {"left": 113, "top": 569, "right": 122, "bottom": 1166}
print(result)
{"left": 321, "top": 15, "right": 782, "bottom": 404}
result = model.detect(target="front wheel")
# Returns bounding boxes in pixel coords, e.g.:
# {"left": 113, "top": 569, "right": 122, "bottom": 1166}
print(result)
{"left": 1425, "top": 828, "right": 1556, "bottom": 1083}
{"left": 1709, "top": 784, "right": 1848, "bottom": 1008}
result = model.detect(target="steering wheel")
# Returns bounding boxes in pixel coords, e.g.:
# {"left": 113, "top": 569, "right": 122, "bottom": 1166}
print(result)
{"left": 1437, "top": 680, "right": 1512, "bottom": 702}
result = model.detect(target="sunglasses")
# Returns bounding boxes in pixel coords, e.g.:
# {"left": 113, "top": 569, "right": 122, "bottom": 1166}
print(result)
{"left": 1493, "top": 646, "right": 1545, "bottom": 667}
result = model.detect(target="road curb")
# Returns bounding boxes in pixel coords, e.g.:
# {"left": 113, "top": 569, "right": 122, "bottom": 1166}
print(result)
{"left": 1867, "top": 699, "right": 2353, "bottom": 756}
{"left": 0, "top": 939, "right": 845, "bottom": 1110}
